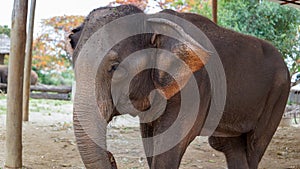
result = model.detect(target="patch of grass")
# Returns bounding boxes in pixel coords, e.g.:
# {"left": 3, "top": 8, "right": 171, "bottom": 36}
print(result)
{"left": 0, "top": 94, "right": 6, "bottom": 100}
{"left": 0, "top": 94, "right": 7, "bottom": 115}
{"left": 29, "top": 98, "right": 72, "bottom": 114}
{"left": 0, "top": 106, "right": 6, "bottom": 114}
{"left": 0, "top": 95, "right": 72, "bottom": 115}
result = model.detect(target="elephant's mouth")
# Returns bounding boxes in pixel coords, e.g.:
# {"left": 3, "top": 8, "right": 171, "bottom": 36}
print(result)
{"left": 107, "top": 151, "right": 118, "bottom": 169}
{"left": 139, "top": 104, "right": 151, "bottom": 112}
{"left": 131, "top": 97, "right": 151, "bottom": 111}
{"left": 114, "top": 97, "right": 151, "bottom": 116}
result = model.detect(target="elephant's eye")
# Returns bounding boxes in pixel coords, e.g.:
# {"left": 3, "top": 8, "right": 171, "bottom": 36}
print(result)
{"left": 111, "top": 63, "right": 128, "bottom": 81}
{"left": 109, "top": 62, "right": 119, "bottom": 73}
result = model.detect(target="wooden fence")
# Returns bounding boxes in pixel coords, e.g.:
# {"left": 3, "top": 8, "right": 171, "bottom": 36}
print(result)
{"left": 0, "top": 83, "right": 72, "bottom": 100}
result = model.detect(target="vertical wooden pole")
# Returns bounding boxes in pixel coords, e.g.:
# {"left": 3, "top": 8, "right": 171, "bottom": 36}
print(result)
{"left": 0, "top": 54, "right": 4, "bottom": 65}
{"left": 23, "top": 0, "right": 36, "bottom": 122}
{"left": 212, "top": 0, "right": 218, "bottom": 24}
{"left": 5, "top": 0, "right": 28, "bottom": 168}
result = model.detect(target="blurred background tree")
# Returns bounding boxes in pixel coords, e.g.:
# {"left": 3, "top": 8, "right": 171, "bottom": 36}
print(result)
{"left": 0, "top": 25, "right": 11, "bottom": 65}
{"left": 112, "top": 0, "right": 300, "bottom": 75}
{"left": 7, "top": 0, "right": 296, "bottom": 86}
{"left": 216, "top": 0, "right": 300, "bottom": 74}
{"left": 110, "top": 0, "right": 149, "bottom": 10}
{"left": 2, "top": 1, "right": 300, "bottom": 85}
{"left": 0, "top": 25, "right": 11, "bottom": 37}
{"left": 32, "top": 15, "right": 84, "bottom": 85}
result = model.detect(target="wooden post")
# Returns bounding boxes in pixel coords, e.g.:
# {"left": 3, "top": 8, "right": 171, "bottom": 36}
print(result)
{"left": 5, "top": 0, "right": 28, "bottom": 168}
{"left": 212, "top": 0, "right": 218, "bottom": 24}
{"left": 0, "top": 54, "right": 5, "bottom": 65}
{"left": 23, "top": 0, "right": 36, "bottom": 122}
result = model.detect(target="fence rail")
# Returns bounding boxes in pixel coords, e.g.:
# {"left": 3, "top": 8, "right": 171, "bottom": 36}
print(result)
{"left": 0, "top": 83, "right": 72, "bottom": 100}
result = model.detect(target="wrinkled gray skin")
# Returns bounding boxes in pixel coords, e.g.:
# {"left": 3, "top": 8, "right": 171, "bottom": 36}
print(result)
{"left": 70, "top": 5, "right": 290, "bottom": 169}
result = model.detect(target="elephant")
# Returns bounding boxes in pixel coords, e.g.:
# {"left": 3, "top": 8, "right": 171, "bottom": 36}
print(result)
{"left": 0, "top": 65, "right": 38, "bottom": 85}
{"left": 30, "top": 70, "right": 38, "bottom": 85}
{"left": 0, "top": 65, "right": 8, "bottom": 84}
{"left": 69, "top": 5, "right": 290, "bottom": 169}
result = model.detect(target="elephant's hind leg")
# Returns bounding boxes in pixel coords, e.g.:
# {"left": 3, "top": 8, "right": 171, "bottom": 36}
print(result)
{"left": 246, "top": 84, "right": 290, "bottom": 169}
{"left": 208, "top": 135, "right": 249, "bottom": 169}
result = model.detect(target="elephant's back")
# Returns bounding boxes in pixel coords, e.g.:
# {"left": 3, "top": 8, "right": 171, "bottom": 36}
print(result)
{"left": 177, "top": 12, "right": 290, "bottom": 135}
{"left": 30, "top": 70, "right": 38, "bottom": 85}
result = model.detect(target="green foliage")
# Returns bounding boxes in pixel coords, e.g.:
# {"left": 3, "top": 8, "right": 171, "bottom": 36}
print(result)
{"left": 4, "top": 55, "right": 9, "bottom": 65}
{"left": 217, "top": 0, "right": 300, "bottom": 74}
{"left": 188, "top": 0, "right": 212, "bottom": 18}
{"left": 167, "top": 0, "right": 212, "bottom": 15}
{"left": 166, "top": 0, "right": 300, "bottom": 74}
{"left": 35, "top": 68, "right": 74, "bottom": 86}
{"left": 0, "top": 25, "right": 10, "bottom": 37}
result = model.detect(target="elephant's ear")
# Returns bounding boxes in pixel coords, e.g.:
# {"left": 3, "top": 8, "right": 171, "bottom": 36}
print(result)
{"left": 148, "top": 18, "right": 210, "bottom": 99}
{"left": 69, "top": 24, "right": 84, "bottom": 50}
{"left": 67, "top": 24, "right": 84, "bottom": 65}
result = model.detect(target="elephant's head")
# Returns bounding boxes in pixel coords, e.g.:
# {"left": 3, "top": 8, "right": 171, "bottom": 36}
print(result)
{"left": 70, "top": 5, "right": 210, "bottom": 169}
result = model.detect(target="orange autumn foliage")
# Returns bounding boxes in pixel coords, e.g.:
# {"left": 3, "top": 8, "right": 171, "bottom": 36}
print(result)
{"left": 109, "top": 0, "right": 201, "bottom": 12}
{"left": 110, "top": 0, "right": 149, "bottom": 10}
{"left": 32, "top": 15, "right": 84, "bottom": 72}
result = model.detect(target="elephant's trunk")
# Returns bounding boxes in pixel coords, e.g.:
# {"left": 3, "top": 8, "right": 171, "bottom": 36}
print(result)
{"left": 73, "top": 84, "right": 117, "bottom": 169}
{"left": 73, "top": 111, "right": 117, "bottom": 169}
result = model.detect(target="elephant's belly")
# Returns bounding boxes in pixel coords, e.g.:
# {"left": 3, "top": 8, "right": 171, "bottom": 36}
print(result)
{"left": 209, "top": 128, "right": 243, "bottom": 137}
{"left": 200, "top": 126, "right": 242, "bottom": 137}
{"left": 200, "top": 110, "right": 261, "bottom": 137}
{"left": 203, "top": 89, "right": 270, "bottom": 137}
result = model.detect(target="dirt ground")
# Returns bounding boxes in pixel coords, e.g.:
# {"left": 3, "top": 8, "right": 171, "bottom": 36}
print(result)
{"left": 0, "top": 104, "right": 300, "bottom": 169}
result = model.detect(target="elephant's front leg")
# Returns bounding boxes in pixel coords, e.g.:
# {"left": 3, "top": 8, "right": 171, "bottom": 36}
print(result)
{"left": 140, "top": 123, "right": 154, "bottom": 167}
{"left": 140, "top": 122, "right": 197, "bottom": 169}
{"left": 140, "top": 109, "right": 199, "bottom": 169}
{"left": 149, "top": 140, "right": 191, "bottom": 169}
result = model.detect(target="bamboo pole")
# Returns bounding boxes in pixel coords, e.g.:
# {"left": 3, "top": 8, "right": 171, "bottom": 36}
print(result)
{"left": 5, "top": 0, "right": 28, "bottom": 168}
{"left": 212, "top": 0, "right": 218, "bottom": 24}
{"left": 23, "top": 0, "right": 36, "bottom": 122}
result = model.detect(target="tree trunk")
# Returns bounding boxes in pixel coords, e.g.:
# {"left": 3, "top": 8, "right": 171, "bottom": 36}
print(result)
{"left": 5, "top": 0, "right": 28, "bottom": 168}
{"left": 212, "top": 0, "right": 218, "bottom": 24}
{"left": 23, "top": 0, "right": 36, "bottom": 121}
